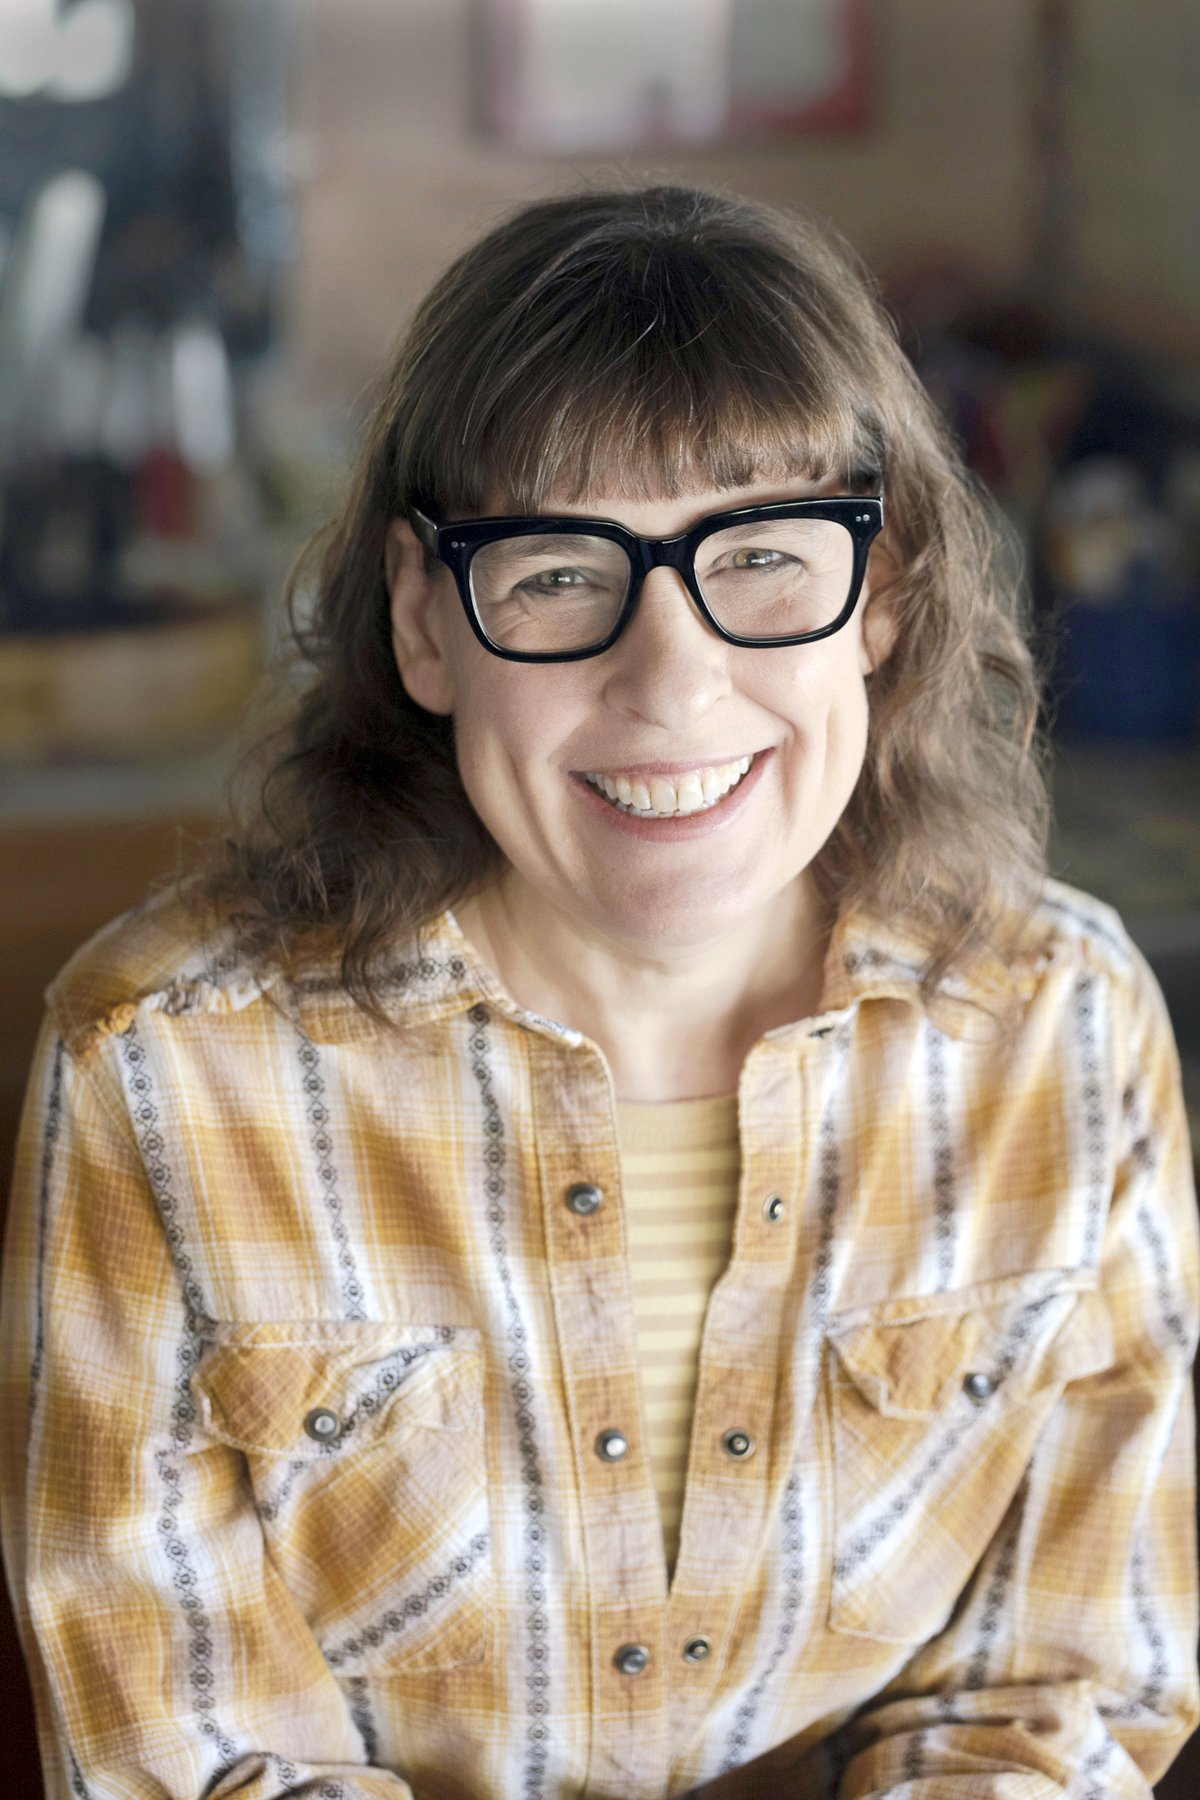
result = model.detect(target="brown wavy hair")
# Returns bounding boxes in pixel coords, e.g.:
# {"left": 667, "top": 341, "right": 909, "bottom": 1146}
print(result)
{"left": 191, "top": 183, "right": 1049, "bottom": 1022}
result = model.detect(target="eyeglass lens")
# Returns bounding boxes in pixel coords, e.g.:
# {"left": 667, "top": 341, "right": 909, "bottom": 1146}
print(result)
{"left": 467, "top": 519, "right": 856, "bottom": 653}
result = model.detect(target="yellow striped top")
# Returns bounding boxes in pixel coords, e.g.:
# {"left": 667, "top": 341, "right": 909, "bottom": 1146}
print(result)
{"left": 615, "top": 1095, "right": 741, "bottom": 1579}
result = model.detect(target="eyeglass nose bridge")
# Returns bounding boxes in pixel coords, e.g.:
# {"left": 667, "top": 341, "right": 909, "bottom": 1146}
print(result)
{"left": 631, "top": 528, "right": 693, "bottom": 576}
{"left": 621, "top": 529, "right": 706, "bottom": 621}
{"left": 608, "top": 530, "right": 719, "bottom": 655}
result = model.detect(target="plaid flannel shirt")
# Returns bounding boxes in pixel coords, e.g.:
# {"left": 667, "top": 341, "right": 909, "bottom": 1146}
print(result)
{"left": 2, "top": 876, "right": 1197, "bottom": 1799}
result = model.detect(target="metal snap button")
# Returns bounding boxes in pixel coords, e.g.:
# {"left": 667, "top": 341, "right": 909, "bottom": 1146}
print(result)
{"left": 304, "top": 1407, "right": 341, "bottom": 1442}
{"left": 763, "top": 1194, "right": 786, "bottom": 1222}
{"left": 566, "top": 1182, "right": 603, "bottom": 1216}
{"left": 721, "top": 1428, "right": 755, "bottom": 1459}
{"left": 963, "top": 1371, "right": 996, "bottom": 1401}
{"left": 682, "top": 1636, "right": 711, "bottom": 1662}
{"left": 595, "top": 1428, "right": 629, "bottom": 1461}
{"left": 614, "top": 1643, "right": 650, "bottom": 1676}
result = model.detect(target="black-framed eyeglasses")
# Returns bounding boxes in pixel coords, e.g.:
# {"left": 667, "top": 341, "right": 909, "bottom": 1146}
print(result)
{"left": 409, "top": 495, "right": 884, "bottom": 663}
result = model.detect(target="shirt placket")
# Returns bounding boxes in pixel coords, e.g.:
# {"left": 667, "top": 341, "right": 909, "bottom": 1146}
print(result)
{"left": 532, "top": 1038, "right": 672, "bottom": 1800}
{"left": 531, "top": 1024, "right": 829, "bottom": 1795}
{"left": 663, "top": 1039, "right": 808, "bottom": 1756}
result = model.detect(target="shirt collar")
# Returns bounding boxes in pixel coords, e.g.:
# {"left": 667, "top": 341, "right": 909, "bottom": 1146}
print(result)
{"left": 287, "top": 902, "right": 1023, "bottom": 1048}
{"left": 815, "top": 907, "right": 1025, "bottom": 1041}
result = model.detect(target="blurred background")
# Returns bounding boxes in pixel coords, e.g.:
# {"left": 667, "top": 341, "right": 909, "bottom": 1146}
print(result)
{"left": 0, "top": 0, "right": 1198, "bottom": 1790}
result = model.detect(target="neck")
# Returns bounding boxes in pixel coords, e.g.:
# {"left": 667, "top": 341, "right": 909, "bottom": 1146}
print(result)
{"left": 454, "top": 872, "right": 830, "bottom": 1102}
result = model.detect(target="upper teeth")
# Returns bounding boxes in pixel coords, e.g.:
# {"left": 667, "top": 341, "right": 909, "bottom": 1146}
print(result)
{"left": 585, "top": 755, "right": 752, "bottom": 817}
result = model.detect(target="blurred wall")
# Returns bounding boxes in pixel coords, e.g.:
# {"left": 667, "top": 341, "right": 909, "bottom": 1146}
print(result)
{"left": 285, "top": 0, "right": 1036, "bottom": 422}
{"left": 1065, "top": 0, "right": 1200, "bottom": 357}
{"left": 282, "top": 0, "right": 1199, "bottom": 436}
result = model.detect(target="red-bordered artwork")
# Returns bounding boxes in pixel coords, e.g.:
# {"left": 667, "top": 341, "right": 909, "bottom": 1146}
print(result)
{"left": 475, "top": 0, "right": 876, "bottom": 151}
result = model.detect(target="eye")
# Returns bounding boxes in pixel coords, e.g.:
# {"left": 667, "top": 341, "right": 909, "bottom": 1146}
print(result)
{"left": 729, "top": 546, "right": 788, "bottom": 570}
{"left": 521, "top": 567, "right": 589, "bottom": 591}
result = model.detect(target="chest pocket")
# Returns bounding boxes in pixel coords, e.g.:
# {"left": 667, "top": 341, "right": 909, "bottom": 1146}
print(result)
{"left": 823, "top": 1269, "right": 1114, "bottom": 1643}
{"left": 193, "top": 1320, "right": 491, "bottom": 1673}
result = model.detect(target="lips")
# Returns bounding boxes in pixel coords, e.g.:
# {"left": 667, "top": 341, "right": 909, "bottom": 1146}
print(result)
{"left": 571, "top": 746, "right": 772, "bottom": 841}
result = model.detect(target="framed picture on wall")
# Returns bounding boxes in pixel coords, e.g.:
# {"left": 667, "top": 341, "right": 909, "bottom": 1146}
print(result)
{"left": 473, "top": 0, "right": 876, "bottom": 151}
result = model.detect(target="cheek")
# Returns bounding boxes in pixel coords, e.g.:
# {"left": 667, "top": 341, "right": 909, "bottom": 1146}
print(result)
{"left": 771, "top": 643, "right": 871, "bottom": 760}
{"left": 448, "top": 667, "right": 577, "bottom": 820}
{"left": 450, "top": 700, "right": 515, "bottom": 812}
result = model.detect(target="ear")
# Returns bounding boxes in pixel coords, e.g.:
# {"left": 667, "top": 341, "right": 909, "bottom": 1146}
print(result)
{"left": 858, "top": 535, "right": 901, "bottom": 677}
{"left": 385, "top": 519, "right": 455, "bottom": 716}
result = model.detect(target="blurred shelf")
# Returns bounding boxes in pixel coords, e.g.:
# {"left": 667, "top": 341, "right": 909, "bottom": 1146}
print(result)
{"left": 1050, "top": 740, "right": 1200, "bottom": 923}
{"left": 0, "top": 603, "right": 262, "bottom": 765}
{"left": 1050, "top": 737, "right": 1200, "bottom": 1155}
{"left": 0, "top": 740, "right": 236, "bottom": 824}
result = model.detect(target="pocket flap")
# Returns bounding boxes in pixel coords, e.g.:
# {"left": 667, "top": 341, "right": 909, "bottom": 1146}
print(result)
{"left": 193, "top": 1321, "right": 482, "bottom": 1456}
{"left": 826, "top": 1271, "right": 1112, "bottom": 1419}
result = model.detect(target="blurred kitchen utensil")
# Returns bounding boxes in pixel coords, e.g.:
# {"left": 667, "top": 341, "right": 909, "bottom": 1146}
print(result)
{"left": 0, "top": 169, "right": 106, "bottom": 460}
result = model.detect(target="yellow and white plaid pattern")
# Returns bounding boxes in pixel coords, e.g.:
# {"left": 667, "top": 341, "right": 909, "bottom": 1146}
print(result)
{"left": 1, "top": 877, "right": 1197, "bottom": 1799}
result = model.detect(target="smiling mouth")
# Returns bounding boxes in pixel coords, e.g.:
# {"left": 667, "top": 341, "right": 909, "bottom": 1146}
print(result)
{"left": 581, "top": 754, "right": 756, "bottom": 819}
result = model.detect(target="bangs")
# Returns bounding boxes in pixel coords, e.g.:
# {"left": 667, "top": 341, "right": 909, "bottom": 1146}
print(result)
{"left": 407, "top": 233, "right": 887, "bottom": 516}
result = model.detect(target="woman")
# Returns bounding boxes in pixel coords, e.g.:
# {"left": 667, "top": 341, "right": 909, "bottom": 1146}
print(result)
{"left": 2, "top": 185, "right": 1197, "bottom": 1800}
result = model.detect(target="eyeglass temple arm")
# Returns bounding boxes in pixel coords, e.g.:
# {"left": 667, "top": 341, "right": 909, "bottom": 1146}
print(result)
{"left": 408, "top": 507, "right": 439, "bottom": 552}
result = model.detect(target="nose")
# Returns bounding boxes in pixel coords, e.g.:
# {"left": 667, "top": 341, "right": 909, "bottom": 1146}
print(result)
{"left": 599, "top": 566, "right": 732, "bottom": 730}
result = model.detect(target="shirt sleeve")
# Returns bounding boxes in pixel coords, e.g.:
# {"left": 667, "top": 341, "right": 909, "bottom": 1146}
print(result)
{"left": 0, "top": 1011, "right": 415, "bottom": 1800}
{"left": 835, "top": 947, "right": 1200, "bottom": 1800}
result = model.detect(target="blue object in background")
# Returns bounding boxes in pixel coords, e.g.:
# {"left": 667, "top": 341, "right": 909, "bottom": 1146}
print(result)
{"left": 1056, "top": 569, "right": 1200, "bottom": 744}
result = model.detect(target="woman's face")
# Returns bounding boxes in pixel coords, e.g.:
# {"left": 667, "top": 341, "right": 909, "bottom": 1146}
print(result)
{"left": 387, "top": 475, "right": 894, "bottom": 956}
